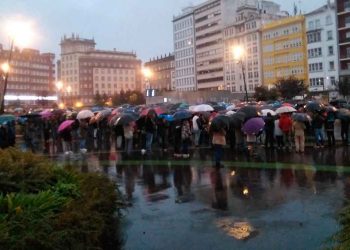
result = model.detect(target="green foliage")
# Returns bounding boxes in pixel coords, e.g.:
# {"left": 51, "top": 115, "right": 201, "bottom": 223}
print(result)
{"left": 253, "top": 86, "right": 280, "bottom": 101}
{"left": 112, "top": 90, "right": 145, "bottom": 106}
{"left": 0, "top": 148, "right": 123, "bottom": 250}
{"left": 275, "top": 76, "right": 307, "bottom": 100}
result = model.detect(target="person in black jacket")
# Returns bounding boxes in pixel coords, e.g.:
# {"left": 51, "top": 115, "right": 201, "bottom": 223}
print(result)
{"left": 325, "top": 112, "right": 336, "bottom": 147}
{"left": 312, "top": 112, "right": 325, "bottom": 148}
{"left": 264, "top": 113, "right": 275, "bottom": 149}
{"left": 145, "top": 113, "right": 156, "bottom": 153}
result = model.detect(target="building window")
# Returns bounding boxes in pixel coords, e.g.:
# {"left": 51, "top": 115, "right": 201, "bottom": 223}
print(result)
{"left": 307, "top": 31, "right": 321, "bottom": 43}
{"left": 327, "top": 30, "right": 333, "bottom": 40}
{"left": 328, "top": 46, "right": 334, "bottom": 55}
{"left": 315, "top": 19, "right": 321, "bottom": 28}
{"left": 326, "top": 15, "right": 332, "bottom": 25}
{"left": 308, "top": 21, "right": 314, "bottom": 30}
{"left": 329, "top": 61, "right": 335, "bottom": 71}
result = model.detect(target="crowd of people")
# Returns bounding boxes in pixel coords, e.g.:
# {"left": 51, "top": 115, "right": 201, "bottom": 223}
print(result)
{"left": 0, "top": 101, "right": 349, "bottom": 167}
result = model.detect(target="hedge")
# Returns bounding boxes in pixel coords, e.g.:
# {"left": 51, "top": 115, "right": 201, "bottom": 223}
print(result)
{"left": 0, "top": 148, "right": 124, "bottom": 250}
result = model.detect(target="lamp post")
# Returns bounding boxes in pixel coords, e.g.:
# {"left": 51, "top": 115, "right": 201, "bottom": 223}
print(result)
{"left": 0, "top": 41, "right": 14, "bottom": 114}
{"left": 232, "top": 46, "right": 249, "bottom": 103}
{"left": 142, "top": 67, "right": 153, "bottom": 97}
{"left": 66, "top": 85, "right": 72, "bottom": 107}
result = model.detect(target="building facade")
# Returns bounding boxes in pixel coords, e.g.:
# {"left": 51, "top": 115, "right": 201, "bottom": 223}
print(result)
{"left": 0, "top": 45, "right": 55, "bottom": 101}
{"left": 194, "top": 0, "right": 224, "bottom": 90}
{"left": 173, "top": 7, "right": 197, "bottom": 91}
{"left": 144, "top": 54, "right": 175, "bottom": 91}
{"left": 262, "top": 15, "right": 308, "bottom": 87}
{"left": 306, "top": 2, "right": 339, "bottom": 98}
{"left": 58, "top": 34, "right": 142, "bottom": 106}
{"left": 224, "top": 1, "right": 286, "bottom": 94}
{"left": 336, "top": 0, "right": 350, "bottom": 83}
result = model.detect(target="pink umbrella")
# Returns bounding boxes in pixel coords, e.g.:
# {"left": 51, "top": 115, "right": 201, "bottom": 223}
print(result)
{"left": 58, "top": 120, "right": 75, "bottom": 132}
{"left": 40, "top": 109, "right": 52, "bottom": 119}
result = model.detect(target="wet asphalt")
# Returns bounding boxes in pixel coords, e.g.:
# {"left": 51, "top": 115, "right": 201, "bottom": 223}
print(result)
{"left": 56, "top": 146, "right": 350, "bottom": 250}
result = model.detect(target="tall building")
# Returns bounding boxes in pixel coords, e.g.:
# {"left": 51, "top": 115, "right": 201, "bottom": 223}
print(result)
{"left": 58, "top": 34, "right": 142, "bottom": 106}
{"left": 306, "top": 2, "right": 339, "bottom": 98}
{"left": 223, "top": 0, "right": 286, "bottom": 94}
{"left": 336, "top": 0, "right": 350, "bottom": 83}
{"left": 261, "top": 15, "right": 308, "bottom": 87}
{"left": 194, "top": 0, "right": 224, "bottom": 90}
{"left": 0, "top": 45, "right": 55, "bottom": 101}
{"left": 144, "top": 54, "right": 175, "bottom": 91}
{"left": 173, "top": 6, "right": 197, "bottom": 91}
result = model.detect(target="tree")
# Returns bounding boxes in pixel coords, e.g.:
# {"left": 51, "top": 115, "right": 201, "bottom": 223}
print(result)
{"left": 253, "top": 86, "right": 270, "bottom": 101}
{"left": 275, "top": 76, "right": 307, "bottom": 100}
{"left": 254, "top": 86, "right": 280, "bottom": 101}
{"left": 93, "top": 93, "right": 104, "bottom": 106}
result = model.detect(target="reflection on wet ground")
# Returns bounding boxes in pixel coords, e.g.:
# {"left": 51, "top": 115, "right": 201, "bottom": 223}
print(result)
{"left": 54, "top": 146, "right": 350, "bottom": 250}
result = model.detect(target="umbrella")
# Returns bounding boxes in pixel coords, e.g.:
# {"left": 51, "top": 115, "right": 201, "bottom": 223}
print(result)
{"left": 242, "top": 117, "right": 265, "bottom": 135}
{"left": 292, "top": 113, "right": 311, "bottom": 122}
{"left": 159, "top": 114, "right": 174, "bottom": 122}
{"left": 0, "top": 114, "right": 15, "bottom": 125}
{"left": 140, "top": 107, "right": 166, "bottom": 116}
{"left": 77, "top": 110, "right": 94, "bottom": 120}
{"left": 115, "top": 114, "right": 137, "bottom": 126}
{"left": 213, "top": 105, "right": 226, "bottom": 112}
{"left": 40, "top": 109, "right": 52, "bottom": 119}
{"left": 96, "top": 109, "right": 112, "bottom": 121}
{"left": 337, "top": 108, "right": 350, "bottom": 120}
{"left": 226, "top": 110, "right": 236, "bottom": 116}
{"left": 261, "top": 109, "right": 276, "bottom": 116}
{"left": 111, "top": 107, "right": 123, "bottom": 116}
{"left": 210, "top": 115, "right": 230, "bottom": 132}
{"left": 275, "top": 106, "right": 296, "bottom": 114}
{"left": 172, "top": 110, "right": 192, "bottom": 121}
{"left": 91, "top": 106, "right": 104, "bottom": 112}
{"left": 305, "top": 102, "right": 324, "bottom": 113}
{"left": 192, "top": 104, "right": 214, "bottom": 112}
{"left": 226, "top": 104, "right": 236, "bottom": 111}
{"left": 58, "top": 120, "right": 75, "bottom": 132}
{"left": 325, "top": 105, "right": 337, "bottom": 112}
{"left": 229, "top": 112, "right": 246, "bottom": 129}
{"left": 282, "top": 102, "right": 293, "bottom": 107}
{"left": 239, "top": 106, "right": 260, "bottom": 120}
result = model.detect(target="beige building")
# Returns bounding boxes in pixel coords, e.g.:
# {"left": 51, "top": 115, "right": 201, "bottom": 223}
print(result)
{"left": 58, "top": 34, "right": 142, "bottom": 106}
{"left": 144, "top": 54, "right": 175, "bottom": 91}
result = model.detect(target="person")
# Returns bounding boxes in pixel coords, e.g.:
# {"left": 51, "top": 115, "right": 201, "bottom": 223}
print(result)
{"left": 325, "top": 111, "right": 336, "bottom": 147}
{"left": 274, "top": 116, "right": 284, "bottom": 149}
{"left": 181, "top": 120, "right": 192, "bottom": 158}
{"left": 123, "top": 121, "right": 134, "bottom": 156}
{"left": 158, "top": 117, "right": 170, "bottom": 152}
{"left": 340, "top": 118, "right": 349, "bottom": 146}
{"left": 264, "top": 112, "right": 275, "bottom": 149}
{"left": 212, "top": 129, "right": 226, "bottom": 168}
{"left": 292, "top": 119, "right": 306, "bottom": 153}
{"left": 144, "top": 113, "right": 156, "bottom": 154}
{"left": 173, "top": 120, "right": 182, "bottom": 158}
{"left": 279, "top": 113, "right": 292, "bottom": 150}
{"left": 192, "top": 114, "right": 200, "bottom": 147}
{"left": 312, "top": 112, "right": 325, "bottom": 148}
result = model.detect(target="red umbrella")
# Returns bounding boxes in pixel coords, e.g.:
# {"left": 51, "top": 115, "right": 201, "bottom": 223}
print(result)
{"left": 58, "top": 120, "right": 75, "bottom": 132}
{"left": 282, "top": 103, "right": 293, "bottom": 107}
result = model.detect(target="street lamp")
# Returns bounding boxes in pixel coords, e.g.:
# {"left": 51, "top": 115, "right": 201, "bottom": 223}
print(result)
{"left": 232, "top": 45, "right": 249, "bottom": 102}
{"left": 0, "top": 17, "right": 36, "bottom": 114}
{"left": 55, "top": 81, "right": 63, "bottom": 107}
{"left": 66, "top": 85, "right": 72, "bottom": 107}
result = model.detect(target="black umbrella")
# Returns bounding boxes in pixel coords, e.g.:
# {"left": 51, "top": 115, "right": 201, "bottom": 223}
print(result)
{"left": 305, "top": 102, "right": 324, "bottom": 113}
{"left": 173, "top": 110, "right": 192, "bottom": 121}
{"left": 337, "top": 108, "right": 350, "bottom": 121}
{"left": 292, "top": 113, "right": 311, "bottom": 122}
{"left": 212, "top": 105, "right": 226, "bottom": 112}
{"left": 210, "top": 115, "right": 230, "bottom": 132}
{"left": 114, "top": 114, "right": 137, "bottom": 126}
{"left": 238, "top": 106, "right": 259, "bottom": 120}
{"left": 229, "top": 112, "right": 246, "bottom": 129}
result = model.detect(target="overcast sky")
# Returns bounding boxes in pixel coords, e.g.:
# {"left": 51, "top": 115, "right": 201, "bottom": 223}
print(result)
{"left": 0, "top": 0, "right": 329, "bottom": 61}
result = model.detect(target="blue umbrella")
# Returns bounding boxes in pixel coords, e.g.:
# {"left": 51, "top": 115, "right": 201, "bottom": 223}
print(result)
{"left": 159, "top": 114, "right": 174, "bottom": 122}
{"left": 0, "top": 115, "right": 15, "bottom": 125}
{"left": 91, "top": 106, "right": 104, "bottom": 112}
{"left": 172, "top": 111, "right": 192, "bottom": 121}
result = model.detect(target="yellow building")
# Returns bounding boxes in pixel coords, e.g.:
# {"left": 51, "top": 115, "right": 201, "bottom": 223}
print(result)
{"left": 261, "top": 16, "right": 308, "bottom": 87}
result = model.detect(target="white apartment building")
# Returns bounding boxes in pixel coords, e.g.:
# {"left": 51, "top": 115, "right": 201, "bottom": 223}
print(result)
{"left": 224, "top": 0, "right": 286, "bottom": 94}
{"left": 173, "top": 7, "right": 197, "bottom": 91}
{"left": 305, "top": 2, "right": 339, "bottom": 99}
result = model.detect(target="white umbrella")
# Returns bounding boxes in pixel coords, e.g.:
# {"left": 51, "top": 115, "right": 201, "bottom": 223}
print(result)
{"left": 226, "top": 104, "right": 236, "bottom": 111}
{"left": 77, "top": 109, "right": 94, "bottom": 120}
{"left": 261, "top": 109, "right": 276, "bottom": 116}
{"left": 192, "top": 104, "right": 214, "bottom": 112}
{"left": 226, "top": 110, "right": 236, "bottom": 116}
{"left": 275, "top": 106, "right": 296, "bottom": 114}
{"left": 189, "top": 105, "right": 196, "bottom": 112}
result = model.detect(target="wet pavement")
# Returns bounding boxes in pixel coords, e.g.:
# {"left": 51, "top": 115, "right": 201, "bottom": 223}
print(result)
{"left": 54, "top": 146, "right": 350, "bottom": 250}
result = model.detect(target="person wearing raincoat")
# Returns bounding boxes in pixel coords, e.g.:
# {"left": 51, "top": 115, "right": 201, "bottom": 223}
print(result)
{"left": 181, "top": 120, "right": 192, "bottom": 158}
{"left": 212, "top": 129, "right": 226, "bottom": 168}
{"left": 123, "top": 121, "right": 135, "bottom": 156}
{"left": 292, "top": 120, "right": 306, "bottom": 153}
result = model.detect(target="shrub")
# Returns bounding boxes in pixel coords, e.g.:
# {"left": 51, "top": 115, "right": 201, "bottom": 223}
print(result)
{"left": 0, "top": 148, "right": 124, "bottom": 250}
